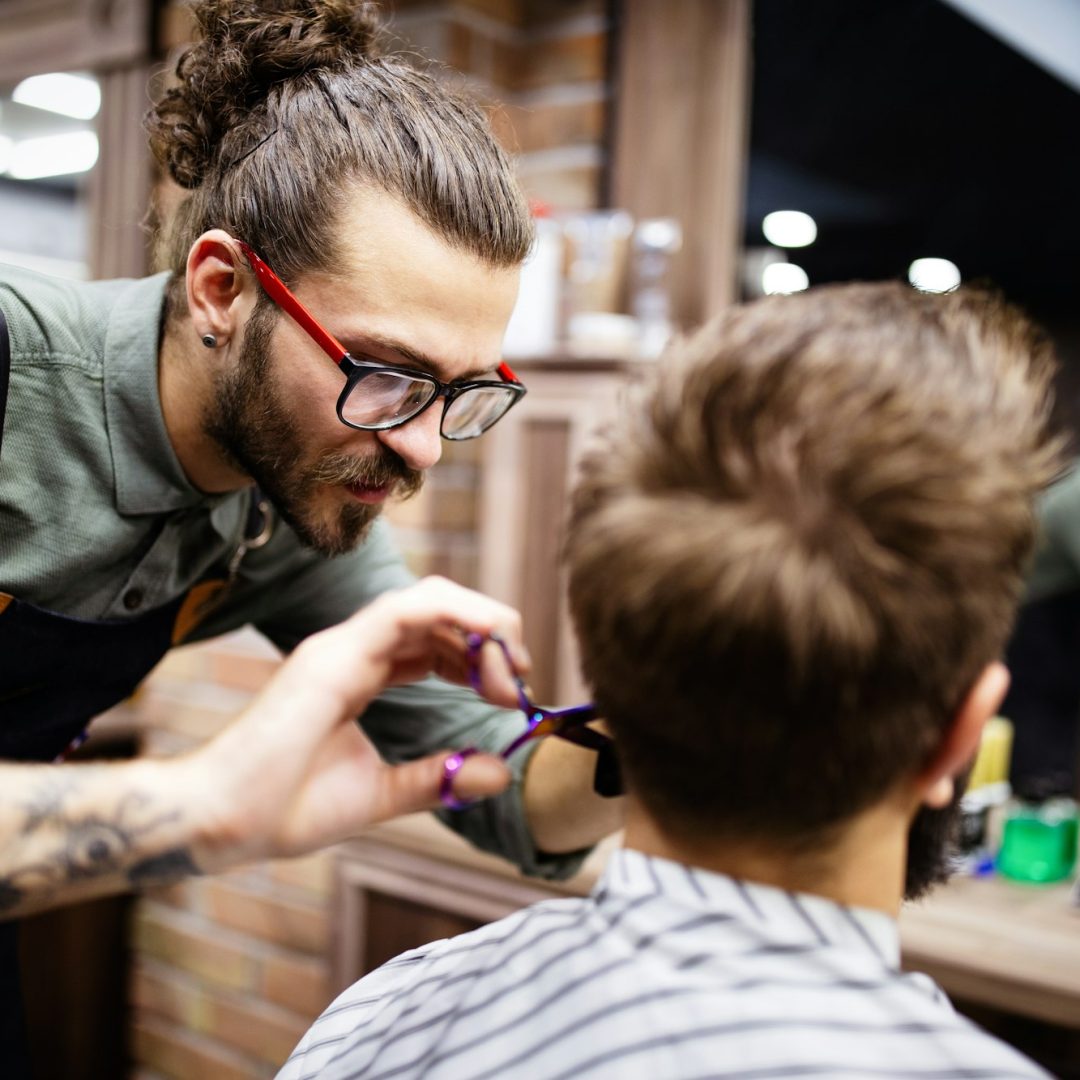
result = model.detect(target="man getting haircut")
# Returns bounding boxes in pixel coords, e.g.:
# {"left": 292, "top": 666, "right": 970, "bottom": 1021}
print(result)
{"left": 281, "top": 281, "right": 1057, "bottom": 1079}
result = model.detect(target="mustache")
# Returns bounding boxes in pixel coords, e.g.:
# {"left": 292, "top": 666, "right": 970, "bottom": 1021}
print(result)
{"left": 310, "top": 448, "right": 424, "bottom": 498}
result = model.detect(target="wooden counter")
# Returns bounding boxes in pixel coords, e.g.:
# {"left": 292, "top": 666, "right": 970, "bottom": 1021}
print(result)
{"left": 899, "top": 873, "right": 1080, "bottom": 1029}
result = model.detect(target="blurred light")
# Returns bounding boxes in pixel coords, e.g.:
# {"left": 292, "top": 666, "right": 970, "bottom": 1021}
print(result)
{"left": 13, "top": 73, "right": 100, "bottom": 120}
{"left": 762, "top": 210, "right": 817, "bottom": 248}
{"left": 0, "top": 136, "right": 12, "bottom": 174}
{"left": 7, "top": 132, "right": 99, "bottom": 179}
{"left": 762, "top": 262, "right": 809, "bottom": 295}
{"left": 908, "top": 257, "right": 961, "bottom": 293}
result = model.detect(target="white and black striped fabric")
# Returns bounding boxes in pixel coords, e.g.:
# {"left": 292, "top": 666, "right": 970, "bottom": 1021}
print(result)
{"left": 278, "top": 849, "right": 1048, "bottom": 1079}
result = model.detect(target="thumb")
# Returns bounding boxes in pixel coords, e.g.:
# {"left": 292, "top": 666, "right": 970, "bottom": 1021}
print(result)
{"left": 373, "top": 752, "right": 513, "bottom": 821}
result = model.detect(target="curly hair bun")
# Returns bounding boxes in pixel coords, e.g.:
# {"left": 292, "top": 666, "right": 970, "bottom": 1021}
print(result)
{"left": 148, "top": 0, "right": 383, "bottom": 189}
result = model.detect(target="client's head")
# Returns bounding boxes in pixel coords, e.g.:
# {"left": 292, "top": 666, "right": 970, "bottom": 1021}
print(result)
{"left": 566, "top": 282, "right": 1061, "bottom": 900}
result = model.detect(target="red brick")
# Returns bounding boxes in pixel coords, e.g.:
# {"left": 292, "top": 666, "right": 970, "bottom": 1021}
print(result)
{"left": 130, "top": 963, "right": 212, "bottom": 1031}
{"left": 261, "top": 952, "right": 333, "bottom": 1018}
{"left": 266, "top": 851, "right": 334, "bottom": 899}
{"left": 133, "top": 903, "right": 259, "bottom": 992}
{"left": 141, "top": 876, "right": 201, "bottom": 912}
{"left": 514, "top": 32, "right": 607, "bottom": 91}
{"left": 207, "top": 994, "right": 311, "bottom": 1067}
{"left": 430, "top": 488, "right": 479, "bottom": 531}
{"left": 454, "top": 0, "right": 524, "bottom": 24}
{"left": 132, "top": 1016, "right": 255, "bottom": 1080}
{"left": 521, "top": 0, "right": 605, "bottom": 25}
{"left": 516, "top": 96, "right": 605, "bottom": 153}
{"left": 205, "top": 880, "right": 329, "bottom": 955}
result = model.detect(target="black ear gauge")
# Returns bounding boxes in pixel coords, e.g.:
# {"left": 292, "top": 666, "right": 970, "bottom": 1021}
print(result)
{"left": 201, "top": 333, "right": 218, "bottom": 348}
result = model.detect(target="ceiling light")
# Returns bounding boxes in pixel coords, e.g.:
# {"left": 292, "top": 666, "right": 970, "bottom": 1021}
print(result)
{"left": 762, "top": 262, "right": 809, "bottom": 295}
{"left": 908, "top": 257, "right": 960, "bottom": 293}
{"left": 12, "top": 73, "right": 101, "bottom": 120}
{"left": 7, "top": 131, "right": 99, "bottom": 180}
{"left": 762, "top": 210, "right": 817, "bottom": 248}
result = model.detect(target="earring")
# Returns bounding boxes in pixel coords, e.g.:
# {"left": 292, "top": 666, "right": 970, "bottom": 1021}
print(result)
{"left": 201, "top": 333, "right": 218, "bottom": 349}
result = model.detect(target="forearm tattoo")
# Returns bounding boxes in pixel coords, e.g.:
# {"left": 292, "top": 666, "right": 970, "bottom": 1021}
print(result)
{"left": 0, "top": 767, "right": 201, "bottom": 916}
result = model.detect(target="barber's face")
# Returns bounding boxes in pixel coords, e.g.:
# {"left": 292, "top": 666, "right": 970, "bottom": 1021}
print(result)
{"left": 206, "top": 189, "right": 520, "bottom": 556}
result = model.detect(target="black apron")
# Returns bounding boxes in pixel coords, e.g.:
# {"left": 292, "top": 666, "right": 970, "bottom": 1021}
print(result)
{"left": 0, "top": 303, "right": 269, "bottom": 1071}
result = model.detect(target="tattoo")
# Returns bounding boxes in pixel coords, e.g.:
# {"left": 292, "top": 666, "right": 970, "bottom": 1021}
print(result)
{"left": 0, "top": 769, "right": 198, "bottom": 915}
{"left": 128, "top": 848, "right": 201, "bottom": 887}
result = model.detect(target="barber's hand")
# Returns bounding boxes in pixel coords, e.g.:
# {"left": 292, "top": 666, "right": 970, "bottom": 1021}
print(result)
{"left": 188, "top": 577, "right": 529, "bottom": 869}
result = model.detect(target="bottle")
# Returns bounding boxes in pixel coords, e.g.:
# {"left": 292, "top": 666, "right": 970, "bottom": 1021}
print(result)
{"left": 502, "top": 203, "right": 563, "bottom": 359}
{"left": 631, "top": 218, "right": 682, "bottom": 359}
{"left": 996, "top": 774, "right": 1079, "bottom": 885}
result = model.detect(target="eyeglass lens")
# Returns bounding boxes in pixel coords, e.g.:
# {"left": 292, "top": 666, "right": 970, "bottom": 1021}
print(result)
{"left": 341, "top": 375, "right": 518, "bottom": 439}
{"left": 340, "top": 371, "right": 437, "bottom": 429}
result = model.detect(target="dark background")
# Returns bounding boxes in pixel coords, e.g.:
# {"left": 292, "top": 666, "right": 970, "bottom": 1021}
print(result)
{"left": 745, "top": 0, "right": 1080, "bottom": 409}
{"left": 745, "top": 0, "right": 1080, "bottom": 795}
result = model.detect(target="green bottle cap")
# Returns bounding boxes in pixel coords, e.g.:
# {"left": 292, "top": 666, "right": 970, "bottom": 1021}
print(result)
{"left": 996, "top": 799, "right": 1079, "bottom": 884}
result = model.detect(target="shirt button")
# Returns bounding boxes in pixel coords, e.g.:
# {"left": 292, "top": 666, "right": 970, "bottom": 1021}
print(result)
{"left": 122, "top": 588, "right": 143, "bottom": 611}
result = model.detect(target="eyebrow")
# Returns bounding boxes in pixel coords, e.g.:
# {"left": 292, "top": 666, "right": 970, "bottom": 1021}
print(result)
{"left": 353, "top": 332, "right": 496, "bottom": 384}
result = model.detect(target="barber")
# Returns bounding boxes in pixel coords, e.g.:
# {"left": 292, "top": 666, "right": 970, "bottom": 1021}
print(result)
{"left": 0, "top": 0, "right": 620, "bottom": 1068}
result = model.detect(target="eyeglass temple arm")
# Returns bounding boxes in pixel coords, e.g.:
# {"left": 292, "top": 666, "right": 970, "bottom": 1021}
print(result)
{"left": 237, "top": 241, "right": 350, "bottom": 368}
{"left": 240, "top": 241, "right": 524, "bottom": 387}
{"left": 497, "top": 361, "right": 523, "bottom": 385}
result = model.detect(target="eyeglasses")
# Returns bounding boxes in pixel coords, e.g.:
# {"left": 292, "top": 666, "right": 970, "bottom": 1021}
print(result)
{"left": 237, "top": 241, "right": 527, "bottom": 440}
{"left": 439, "top": 632, "right": 613, "bottom": 811}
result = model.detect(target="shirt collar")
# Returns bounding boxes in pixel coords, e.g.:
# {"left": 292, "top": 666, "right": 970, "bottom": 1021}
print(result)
{"left": 596, "top": 848, "right": 901, "bottom": 969}
{"left": 104, "top": 271, "right": 212, "bottom": 515}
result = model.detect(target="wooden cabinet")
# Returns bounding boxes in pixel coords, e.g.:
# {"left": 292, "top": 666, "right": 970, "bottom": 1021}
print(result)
{"left": 330, "top": 817, "right": 612, "bottom": 993}
{"left": 476, "top": 360, "right": 637, "bottom": 704}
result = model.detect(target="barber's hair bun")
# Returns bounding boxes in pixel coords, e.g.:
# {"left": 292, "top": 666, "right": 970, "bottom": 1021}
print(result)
{"left": 148, "top": 0, "right": 382, "bottom": 189}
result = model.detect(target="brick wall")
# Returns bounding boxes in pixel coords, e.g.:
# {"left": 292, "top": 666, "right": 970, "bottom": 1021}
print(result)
{"left": 126, "top": 3, "right": 612, "bottom": 1076}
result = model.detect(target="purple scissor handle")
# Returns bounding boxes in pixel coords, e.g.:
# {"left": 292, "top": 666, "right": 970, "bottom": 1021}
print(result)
{"left": 439, "top": 632, "right": 610, "bottom": 811}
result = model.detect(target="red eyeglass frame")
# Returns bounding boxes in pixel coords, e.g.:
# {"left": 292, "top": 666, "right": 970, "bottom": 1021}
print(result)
{"left": 236, "top": 239, "right": 525, "bottom": 399}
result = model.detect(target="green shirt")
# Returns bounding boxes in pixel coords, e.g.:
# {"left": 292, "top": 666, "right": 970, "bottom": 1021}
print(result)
{"left": 0, "top": 262, "right": 583, "bottom": 880}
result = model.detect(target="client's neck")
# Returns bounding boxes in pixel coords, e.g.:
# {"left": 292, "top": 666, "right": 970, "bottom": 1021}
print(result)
{"left": 622, "top": 795, "right": 909, "bottom": 917}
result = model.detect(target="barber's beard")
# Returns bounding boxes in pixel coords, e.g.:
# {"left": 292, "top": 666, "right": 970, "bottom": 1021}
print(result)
{"left": 203, "top": 304, "right": 424, "bottom": 556}
{"left": 903, "top": 763, "right": 973, "bottom": 902}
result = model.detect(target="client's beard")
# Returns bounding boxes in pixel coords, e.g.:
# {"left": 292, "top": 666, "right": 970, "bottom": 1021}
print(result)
{"left": 903, "top": 764, "right": 974, "bottom": 902}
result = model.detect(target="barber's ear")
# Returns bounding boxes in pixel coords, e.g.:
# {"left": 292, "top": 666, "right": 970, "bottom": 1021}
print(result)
{"left": 186, "top": 230, "right": 253, "bottom": 348}
{"left": 917, "top": 661, "right": 1009, "bottom": 809}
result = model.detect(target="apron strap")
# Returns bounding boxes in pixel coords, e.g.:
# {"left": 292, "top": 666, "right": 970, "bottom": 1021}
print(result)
{"left": 0, "top": 304, "right": 9, "bottom": 463}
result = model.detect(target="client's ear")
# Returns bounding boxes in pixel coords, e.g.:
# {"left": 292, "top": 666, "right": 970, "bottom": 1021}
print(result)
{"left": 917, "top": 661, "right": 1010, "bottom": 809}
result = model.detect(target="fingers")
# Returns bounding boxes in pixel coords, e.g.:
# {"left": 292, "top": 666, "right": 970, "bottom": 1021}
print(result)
{"left": 270, "top": 577, "right": 532, "bottom": 726}
{"left": 465, "top": 635, "right": 528, "bottom": 707}
{"left": 383, "top": 577, "right": 531, "bottom": 669}
{"left": 374, "top": 751, "right": 512, "bottom": 821}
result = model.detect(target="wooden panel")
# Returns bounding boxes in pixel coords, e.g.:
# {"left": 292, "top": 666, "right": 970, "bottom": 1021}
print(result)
{"left": 362, "top": 892, "right": 481, "bottom": 974}
{"left": 0, "top": 0, "right": 151, "bottom": 85}
{"left": 88, "top": 63, "right": 154, "bottom": 280}
{"left": 519, "top": 418, "right": 571, "bottom": 703}
{"left": 610, "top": 0, "right": 750, "bottom": 327}
{"left": 477, "top": 364, "right": 629, "bottom": 704}
{"left": 332, "top": 831, "right": 569, "bottom": 992}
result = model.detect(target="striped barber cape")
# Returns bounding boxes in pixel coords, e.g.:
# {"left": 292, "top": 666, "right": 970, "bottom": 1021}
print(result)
{"left": 278, "top": 848, "right": 1048, "bottom": 1080}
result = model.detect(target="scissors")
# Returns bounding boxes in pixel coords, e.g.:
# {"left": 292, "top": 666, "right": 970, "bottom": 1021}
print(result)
{"left": 439, "top": 631, "right": 614, "bottom": 811}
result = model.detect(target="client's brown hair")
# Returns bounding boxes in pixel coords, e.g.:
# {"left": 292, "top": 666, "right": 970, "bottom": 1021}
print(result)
{"left": 566, "top": 282, "right": 1062, "bottom": 844}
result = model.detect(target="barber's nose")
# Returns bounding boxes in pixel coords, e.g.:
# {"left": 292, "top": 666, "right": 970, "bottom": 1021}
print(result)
{"left": 376, "top": 403, "right": 444, "bottom": 471}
